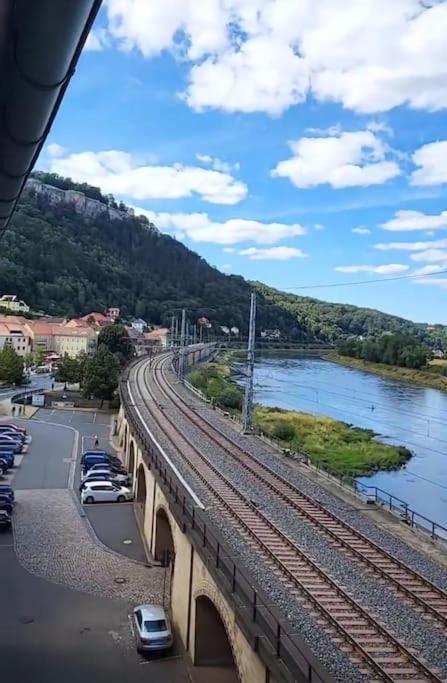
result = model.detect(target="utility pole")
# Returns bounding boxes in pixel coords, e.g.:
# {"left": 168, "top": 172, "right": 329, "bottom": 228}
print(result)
{"left": 179, "top": 308, "right": 186, "bottom": 382}
{"left": 193, "top": 324, "right": 197, "bottom": 345}
{"left": 170, "top": 315, "right": 175, "bottom": 347}
{"left": 242, "top": 292, "right": 256, "bottom": 433}
{"left": 174, "top": 316, "right": 179, "bottom": 346}
{"left": 199, "top": 325, "right": 203, "bottom": 343}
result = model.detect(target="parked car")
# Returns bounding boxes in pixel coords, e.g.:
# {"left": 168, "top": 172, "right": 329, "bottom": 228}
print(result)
{"left": 0, "top": 495, "right": 13, "bottom": 514}
{"left": 0, "top": 510, "right": 11, "bottom": 530}
{"left": 0, "top": 484, "right": 14, "bottom": 502}
{"left": 0, "top": 458, "right": 9, "bottom": 475}
{"left": 0, "top": 430, "right": 25, "bottom": 444}
{"left": 81, "top": 468, "right": 130, "bottom": 486}
{"left": 0, "top": 452, "right": 14, "bottom": 470}
{"left": 81, "top": 451, "right": 122, "bottom": 474}
{"left": 0, "top": 440, "right": 22, "bottom": 454}
{"left": 0, "top": 423, "right": 26, "bottom": 435}
{"left": 80, "top": 481, "right": 132, "bottom": 504}
{"left": 88, "top": 462, "right": 128, "bottom": 476}
{"left": 132, "top": 605, "right": 173, "bottom": 653}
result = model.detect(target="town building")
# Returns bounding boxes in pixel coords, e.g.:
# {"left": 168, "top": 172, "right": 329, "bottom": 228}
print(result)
{"left": 131, "top": 318, "right": 147, "bottom": 334}
{"left": 107, "top": 307, "right": 120, "bottom": 321}
{"left": 144, "top": 327, "right": 170, "bottom": 348}
{"left": 0, "top": 320, "right": 32, "bottom": 357}
{"left": 0, "top": 294, "right": 30, "bottom": 313}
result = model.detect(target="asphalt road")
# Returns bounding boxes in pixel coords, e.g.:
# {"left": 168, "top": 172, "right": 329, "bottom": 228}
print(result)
{"left": 0, "top": 408, "right": 190, "bottom": 683}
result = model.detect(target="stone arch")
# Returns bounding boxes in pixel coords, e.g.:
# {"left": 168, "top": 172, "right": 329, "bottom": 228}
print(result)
{"left": 194, "top": 593, "right": 239, "bottom": 682}
{"left": 154, "top": 505, "right": 175, "bottom": 565}
{"left": 128, "top": 440, "right": 136, "bottom": 480}
{"left": 136, "top": 463, "right": 147, "bottom": 509}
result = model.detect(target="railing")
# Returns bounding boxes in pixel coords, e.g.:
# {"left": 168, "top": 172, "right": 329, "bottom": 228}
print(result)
{"left": 120, "top": 360, "right": 334, "bottom": 683}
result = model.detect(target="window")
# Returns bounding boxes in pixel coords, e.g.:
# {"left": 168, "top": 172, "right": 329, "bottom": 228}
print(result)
{"left": 135, "top": 610, "right": 142, "bottom": 628}
{"left": 144, "top": 619, "right": 167, "bottom": 632}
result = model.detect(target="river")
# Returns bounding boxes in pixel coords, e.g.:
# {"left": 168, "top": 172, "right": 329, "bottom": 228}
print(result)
{"left": 249, "top": 356, "right": 447, "bottom": 530}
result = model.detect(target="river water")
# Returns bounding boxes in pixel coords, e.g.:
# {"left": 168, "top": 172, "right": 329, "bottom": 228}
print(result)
{"left": 250, "top": 356, "right": 447, "bottom": 529}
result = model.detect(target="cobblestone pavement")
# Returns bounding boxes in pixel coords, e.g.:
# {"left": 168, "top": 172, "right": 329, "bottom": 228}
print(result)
{"left": 13, "top": 489, "right": 165, "bottom": 605}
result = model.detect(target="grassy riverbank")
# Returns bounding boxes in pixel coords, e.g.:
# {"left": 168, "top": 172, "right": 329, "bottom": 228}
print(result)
{"left": 188, "top": 359, "right": 411, "bottom": 476}
{"left": 326, "top": 352, "right": 447, "bottom": 392}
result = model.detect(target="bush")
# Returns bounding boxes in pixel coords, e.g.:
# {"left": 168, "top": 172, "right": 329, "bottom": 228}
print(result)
{"left": 272, "top": 421, "right": 295, "bottom": 442}
{"left": 218, "top": 386, "right": 243, "bottom": 410}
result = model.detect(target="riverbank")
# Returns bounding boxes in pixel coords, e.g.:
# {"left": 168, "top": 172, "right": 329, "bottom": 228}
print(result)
{"left": 326, "top": 352, "right": 447, "bottom": 392}
{"left": 188, "top": 359, "right": 411, "bottom": 477}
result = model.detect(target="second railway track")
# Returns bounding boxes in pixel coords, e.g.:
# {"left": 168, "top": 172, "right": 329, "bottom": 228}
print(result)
{"left": 130, "top": 354, "right": 447, "bottom": 682}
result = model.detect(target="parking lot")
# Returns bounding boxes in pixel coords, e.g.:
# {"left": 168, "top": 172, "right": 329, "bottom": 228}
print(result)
{"left": 0, "top": 408, "right": 192, "bottom": 683}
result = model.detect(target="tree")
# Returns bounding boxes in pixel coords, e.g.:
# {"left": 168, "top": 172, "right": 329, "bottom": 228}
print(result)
{"left": 0, "top": 347, "right": 24, "bottom": 385}
{"left": 55, "top": 353, "right": 82, "bottom": 385}
{"left": 82, "top": 345, "right": 120, "bottom": 407}
{"left": 97, "top": 324, "right": 133, "bottom": 364}
{"left": 33, "top": 347, "right": 47, "bottom": 367}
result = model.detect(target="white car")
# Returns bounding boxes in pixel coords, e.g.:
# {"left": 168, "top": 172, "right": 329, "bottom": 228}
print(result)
{"left": 81, "top": 481, "right": 132, "bottom": 504}
{"left": 132, "top": 604, "right": 173, "bottom": 653}
{"left": 81, "top": 468, "right": 129, "bottom": 486}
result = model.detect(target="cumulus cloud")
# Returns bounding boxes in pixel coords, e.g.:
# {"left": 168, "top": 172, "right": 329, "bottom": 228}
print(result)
{"left": 352, "top": 227, "right": 371, "bottom": 235}
{"left": 140, "top": 210, "right": 306, "bottom": 245}
{"left": 272, "top": 129, "right": 400, "bottom": 189}
{"left": 414, "top": 278, "right": 447, "bottom": 289}
{"left": 103, "top": 0, "right": 447, "bottom": 116}
{"left": 411, "top": 140, "right": 447, "bottom": 186}
{"left": 314, "top": 223, "right": 325, "bottom": 231}
{"left": 335, "top": 264, "right": 409, "bottom": 274}
{"left": 381, "top": 210, "right": 447, "bottom": 232}
{"left": 84, "top": 28, "right": 109, "bottom": 51}
{"left": 375, "top": 238, "right": 447, "bottom": 251}
{"left": 239, "top": 246, "right": 308, "bottom": 260}
{"left": 48, "top": 149, "right": 247, "bottom": 205}
{"left": 413, "top": 265, "right": 447, "bottom": 276}
{"left": 410, "top": 249, "right": 447, "bottom": 263}
{"left": 46, "top": 143, "right": 67, "bottom": 158}
{"left": 196, "top": 153, "right": 240, "bottom": 173}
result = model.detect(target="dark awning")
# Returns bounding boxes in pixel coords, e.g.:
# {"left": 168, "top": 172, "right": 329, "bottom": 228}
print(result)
{"left": 0, "top": 0, "right": 102, "bottom": 235}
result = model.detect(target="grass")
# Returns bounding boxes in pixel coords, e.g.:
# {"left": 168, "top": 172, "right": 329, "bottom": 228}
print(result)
{"left": 189, "top": 354, "right": 411, "bottom": 477}
{"left": 326, "top": 352, "right": 447, "bottom": 392}
{"left": 254, "top": 406, "right": 411, "bottom": 477}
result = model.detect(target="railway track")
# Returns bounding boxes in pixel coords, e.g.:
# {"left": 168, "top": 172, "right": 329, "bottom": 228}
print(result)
{"left": 154, "top": 356, "right": 447, "bottom": 631}
{"left": 131, "top": 355, "right": 447, "bottom": 683}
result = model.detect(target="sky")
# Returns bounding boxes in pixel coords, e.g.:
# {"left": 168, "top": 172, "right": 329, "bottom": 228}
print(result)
{"left": 38, "top": 0, "right": 447, "bottom": 324}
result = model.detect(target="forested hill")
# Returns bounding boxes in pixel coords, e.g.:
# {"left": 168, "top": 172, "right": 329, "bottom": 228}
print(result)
{"left": 1, "top": 175, "right": 445, "bottom": 347}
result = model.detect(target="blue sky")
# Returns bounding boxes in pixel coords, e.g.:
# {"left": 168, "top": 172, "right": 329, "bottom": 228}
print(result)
{"left": 39, "top": 1, "right": 447, "bottom": 324}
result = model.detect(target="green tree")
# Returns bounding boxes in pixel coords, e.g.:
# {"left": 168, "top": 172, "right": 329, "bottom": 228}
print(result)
{"left": 24, "top": 352, "right": 34, "bottom": 369}
{"left": 33, "top": 347, "right": 47, "bottom": 366}
{"left": 0, "top": 347, "right": 24, "bottom": 385}
{"left": 97, "top": 324, "right": 133, "bottom": 364}
{"left": 82, "top": 344, "right": 120, "bottom": 407}
{"left": 55, "top": 354, "right": 82, "bottom": 385}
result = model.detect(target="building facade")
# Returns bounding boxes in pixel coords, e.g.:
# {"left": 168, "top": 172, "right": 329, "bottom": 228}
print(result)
{"left": 0, "top": 295, "right": 30, "bottom": 313}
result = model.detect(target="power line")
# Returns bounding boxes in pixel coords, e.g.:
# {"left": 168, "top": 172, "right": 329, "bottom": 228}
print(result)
{"left": 282, "top": 268, "right": 447, "bottom": 290}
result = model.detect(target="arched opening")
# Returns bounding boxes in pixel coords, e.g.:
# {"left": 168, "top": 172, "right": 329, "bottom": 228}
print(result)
{"left": 136, "top": 464, "right": 147, "bottom": 508}
{"left": 194, "top": 596, "right": 238, "bottom": 682}
{"left": 154, "top": 507, "right": 175, "bottom": 565}
{"left": 128, "top": 441, "right": 135, "bottom": 481}
{"left": 123, "top": 424, "right": 128, "bottom": 451}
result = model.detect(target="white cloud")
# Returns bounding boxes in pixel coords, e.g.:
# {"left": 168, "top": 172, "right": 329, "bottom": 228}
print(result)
{"left": 196, "top": 153, "right": 240, "bottom": 173}
{"left": 381, "top": 210, "right": 447, "bottom": 232}
{"left": 413, "top": 265, "right": 447, "bottom": 276}
{"left": 313, "top": 223, "right": 325, "bottom": 231}
{"left": 239, "top": 246, "right": 308, "bottom": 260}
{"left": 414, "top": 278, "right": 447, "bottom": 289}
{"left": 46, "top": 143, "right": 67, "bottom": 158}
{"left": 223, "top": 247, "right": 235, "bottom": 253}
{"left": 411, "top": 249, "right": 447, "bottom": 263}
{"left": 85, "top": 28, "right": 109, "bottom": 51}
{"left": 336, "top": 264, "right": 409, "bottom": 274}
{"left": 352, "top": 227, "right": 371, "bottom": 235}
{"left": 411, "top": 140, "right": 447, "bottom": 186}
{"left": 103, "top": 1, "right": 447, "bottom": 116}
{"left": 375, "top": 238, "right": 447, "bottom": 251}
{"left": 272, "top": 129, "right": 400, "bottom": 189}
{"left": 48, "top": 149, "right": 247, "bottom": 205}
{"left": 141, "top": 210, "right": 306, "bottom": 245}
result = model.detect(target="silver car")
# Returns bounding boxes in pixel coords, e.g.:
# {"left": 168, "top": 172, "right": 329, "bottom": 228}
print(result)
{"left": 132, "top": 604, "right": 173, "bottom": 653}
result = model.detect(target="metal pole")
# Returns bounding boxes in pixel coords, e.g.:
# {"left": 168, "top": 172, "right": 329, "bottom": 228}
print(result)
{"left": 199, "top": 325, "right": 203, "bottom": 343}
{"left": 179, "top": 308, "right": 186, "bottom": 382}
{"left": 171, "top": 315, "right": 175, "bottom": 347}
{"left": 174, "top": 316, "right": 179, "bottom": 346}
{"left": 193, "top": 324, "right": 197, "bottom": 346}
{"left": 242, "top": 292, "right": 256, "bottom": 432}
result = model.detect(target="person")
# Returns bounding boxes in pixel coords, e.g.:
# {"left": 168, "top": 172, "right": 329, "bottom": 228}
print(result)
{"left": 51, "top": 381, "right": 54, "bottom": 391}
{"left": 11, "top": 405, "right": 15, "bottom": 416}
{"left": 94, "top": 435, "right": 99, "bottom": 448}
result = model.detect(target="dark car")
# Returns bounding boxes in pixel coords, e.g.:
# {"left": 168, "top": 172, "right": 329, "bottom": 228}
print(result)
{"left": 0, "top": 423, "right": 26, "bottom": 435}
{"left": 0, "top": 458, "right": 8, "bottom": 475}
{"left": 81, "top": 451, "right": 122, "bottom": 474}
{"left": 0, "top": 452, "right": 14, "bottom": 470}
{"left": 0, "top": 510, "right": 11, "bottom": 529}
{"left": 0, "top": 484, "right": 14, "bottom": 502}
{"left": 0, "top": 495, "right": 13, "bottom": 514}
{"left": 0, "top": 441, "right": 21, "bottom": 454}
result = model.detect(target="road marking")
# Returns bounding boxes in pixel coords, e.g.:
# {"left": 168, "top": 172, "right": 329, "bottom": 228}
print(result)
{"left": 139, "top": 655, "right": 182, "bottom": 665}
{"left": 93, "top": 412, "right": 97, "bottom": 423}
{"left": 68, "top": 427, "right": 79, "bottom": 490}
{"left": 128, "top": 374, "right": 205, "bottom": 510}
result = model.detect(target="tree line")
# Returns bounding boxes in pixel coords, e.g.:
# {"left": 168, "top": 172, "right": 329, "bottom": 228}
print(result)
{"left": 336, "top": 334, "right": 431, "bottom": 369}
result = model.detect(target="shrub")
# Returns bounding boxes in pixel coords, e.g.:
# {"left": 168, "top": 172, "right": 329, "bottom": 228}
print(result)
{"left": 272, "top": 421, "right": 295, "bottom": 442}
{"left": 218, "top": 386, "right": 243, "bottom": 410}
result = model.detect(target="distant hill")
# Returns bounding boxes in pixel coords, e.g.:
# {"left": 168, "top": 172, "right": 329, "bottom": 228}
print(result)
{"left": 1, "top": 173, "right": 445, "bottom": 349}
